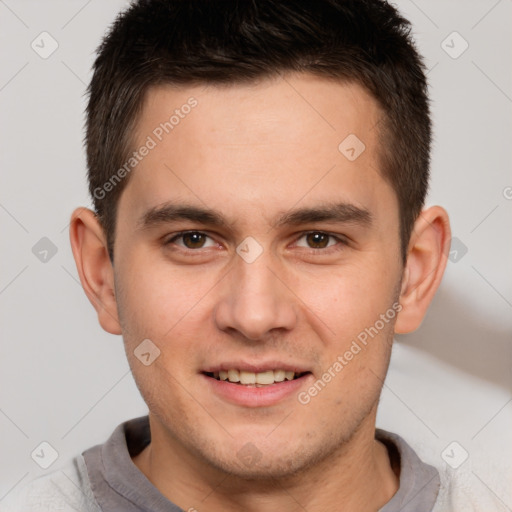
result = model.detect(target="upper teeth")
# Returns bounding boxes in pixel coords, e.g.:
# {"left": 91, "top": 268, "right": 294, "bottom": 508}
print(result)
{"left": 217, "top": 369, "right": 296, "bottom": 385}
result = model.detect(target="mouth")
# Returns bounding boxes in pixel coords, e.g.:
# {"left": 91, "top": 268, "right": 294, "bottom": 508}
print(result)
{"left": 201, "top": 362, "right": 314, "bottom": 407}
{"left": 202, "top": 369, "right": 311, "bottom": 387}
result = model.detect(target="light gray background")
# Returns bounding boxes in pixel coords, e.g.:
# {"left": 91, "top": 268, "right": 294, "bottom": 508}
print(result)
{"left": 1, "top": 0, "right": 511, "bottom": 507}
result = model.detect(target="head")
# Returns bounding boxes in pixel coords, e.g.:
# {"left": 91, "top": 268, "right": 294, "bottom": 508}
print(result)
{"left": 87, "top": 0, "right": 431, "bottom": 264}
{"left": 71, "top": 0, "right": 450, "bottom": 481}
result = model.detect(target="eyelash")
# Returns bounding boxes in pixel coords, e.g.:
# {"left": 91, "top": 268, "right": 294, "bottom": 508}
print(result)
{"left": 164, "top": 230, "right": 348, "bottom": 254}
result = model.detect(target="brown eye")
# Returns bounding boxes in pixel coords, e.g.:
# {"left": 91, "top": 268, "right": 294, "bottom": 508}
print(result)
{"left": 305, "top": 232, "right": 330, "bottom": 248}
{"left": 181, "top": 232, "right": 208, "bottom": 248}
{"left": 294, "top": 231, "right": 347, "bottom": 253}
{"left": 166, "top": 231, "right": 216, "bottom": 250}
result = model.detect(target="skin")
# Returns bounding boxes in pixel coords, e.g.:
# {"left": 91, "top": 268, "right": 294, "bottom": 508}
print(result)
{"left": 70, "top": 73, "right": 450, "bottom": 512}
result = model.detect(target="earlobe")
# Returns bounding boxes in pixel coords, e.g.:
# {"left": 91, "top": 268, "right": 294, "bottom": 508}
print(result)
{"left": 69, "top": 207, "right": 122, "bottom": 335}
{"left": 395, "top": 206, "right": 451, "bottom": 334}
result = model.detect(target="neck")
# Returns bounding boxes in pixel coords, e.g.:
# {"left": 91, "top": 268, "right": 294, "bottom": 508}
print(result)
{"left": 132, "top": 409, "right": 399, "bottom": 512}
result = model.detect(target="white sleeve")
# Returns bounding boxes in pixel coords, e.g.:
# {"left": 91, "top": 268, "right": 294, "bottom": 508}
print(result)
{"left": 0, "top": 456, "right": 101, "bottom": 512}
{"left": 432, "top": 467, "right": 511, "bottom": 512}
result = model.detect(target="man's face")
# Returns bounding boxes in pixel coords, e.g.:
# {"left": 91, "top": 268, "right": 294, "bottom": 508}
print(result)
{"left": 113, "top": 74, "right": 404, "bottom": 477}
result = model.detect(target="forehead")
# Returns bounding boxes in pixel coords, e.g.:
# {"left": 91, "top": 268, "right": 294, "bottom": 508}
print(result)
{"left": 136, "top": 74, "right": 382, "bottom": 155}
{"left": 122, "top": 73, "right": 395, "bottom": 227}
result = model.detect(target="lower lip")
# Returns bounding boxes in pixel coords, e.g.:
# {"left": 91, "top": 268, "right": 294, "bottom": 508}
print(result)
{"left": 202, "top": 373, "right": 313, "bottom": 408}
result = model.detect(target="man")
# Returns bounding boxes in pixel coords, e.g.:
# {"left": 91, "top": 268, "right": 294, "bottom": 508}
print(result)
{"left": 1, "top": 0, "right": 507, "bottom": 511}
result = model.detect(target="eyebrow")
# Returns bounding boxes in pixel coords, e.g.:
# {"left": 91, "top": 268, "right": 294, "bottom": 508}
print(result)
{"left": 137, "top": 201, "right": 372, "bottom": 231}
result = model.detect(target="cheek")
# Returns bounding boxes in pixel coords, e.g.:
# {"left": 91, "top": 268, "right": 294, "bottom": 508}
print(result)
{"left": 115, "top": 253, "right": 216, "bottom": 343}
{"left": 291, "top": 264, "right": 399, "bottom": 396}
{"left": 293, "top": 262, "right": 399, "bottom": 339}
{"left": 115, "top": 260, "right": 209, "bottom": 404}
{"left": 299, "top": 320, "right": 394, "bottom": 424}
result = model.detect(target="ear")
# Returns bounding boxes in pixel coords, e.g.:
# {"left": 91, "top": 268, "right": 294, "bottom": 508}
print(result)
{"left": 394, "top": 206, "right": 451, "bottom": 334}
{"left": 69, "top": 207, "right": 122, "bottom": 335}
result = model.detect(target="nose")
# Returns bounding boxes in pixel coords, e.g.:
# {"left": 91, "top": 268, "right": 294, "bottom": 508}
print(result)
{"left": 214, "top": 249, "right": 298, "bottom": 341}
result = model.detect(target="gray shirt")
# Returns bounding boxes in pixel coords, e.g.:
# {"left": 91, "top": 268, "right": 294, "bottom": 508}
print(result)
{"left": 5, "top": 415, "right": 505, "bottom": 512}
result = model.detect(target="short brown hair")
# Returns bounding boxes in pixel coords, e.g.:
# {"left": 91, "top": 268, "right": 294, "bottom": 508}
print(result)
{"left": 86, "top": 0, "right": 431, "bottom": 262}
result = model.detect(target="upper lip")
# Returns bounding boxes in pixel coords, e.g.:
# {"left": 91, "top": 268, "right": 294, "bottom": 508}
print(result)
{"left": 202, "top": 361, "right": 311, "bottom": 374}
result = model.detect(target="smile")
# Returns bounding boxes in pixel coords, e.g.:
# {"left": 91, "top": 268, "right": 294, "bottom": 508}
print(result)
{"left": 201, "top": 368, "right": 313, "bottom": 407}
{"left": 204, "top": 369, "right": 309, "bottom": 386}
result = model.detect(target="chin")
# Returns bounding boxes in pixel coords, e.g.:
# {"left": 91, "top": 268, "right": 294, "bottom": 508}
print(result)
{"left": 212, "top": 452, "right": 311, "bottom": 481}
{"left": 195, "top": 435, "right": 334, "bottom": 482}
